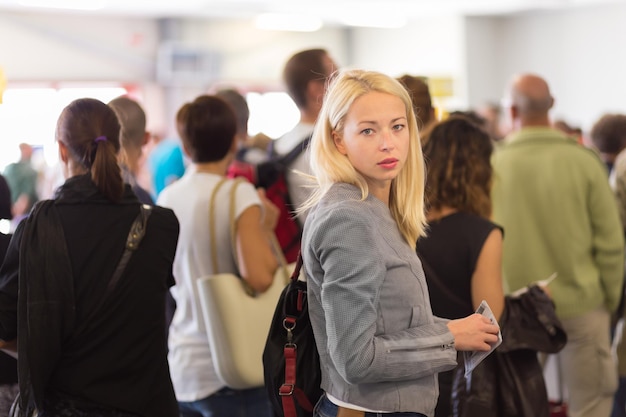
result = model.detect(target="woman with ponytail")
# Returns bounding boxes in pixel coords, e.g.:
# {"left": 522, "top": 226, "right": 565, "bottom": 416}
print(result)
{"left": 0, "top": 98, "right": 180, "bottom": 417}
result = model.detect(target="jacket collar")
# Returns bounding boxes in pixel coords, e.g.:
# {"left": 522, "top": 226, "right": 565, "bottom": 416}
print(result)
{"left": 54, "top": 174, "right": 139, "bottom": 206}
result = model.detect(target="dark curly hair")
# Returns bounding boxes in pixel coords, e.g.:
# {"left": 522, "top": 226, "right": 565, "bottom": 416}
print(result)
{"left": 590, "top": 113, "right": 626, "bottom": 155}
{"left": 423, "top": 115, "right": 494, "bottom": 219}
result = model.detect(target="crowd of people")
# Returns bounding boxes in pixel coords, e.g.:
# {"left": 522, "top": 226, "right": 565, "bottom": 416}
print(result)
{"left": 0, "top": 46, "right": 625, "bottom": 417}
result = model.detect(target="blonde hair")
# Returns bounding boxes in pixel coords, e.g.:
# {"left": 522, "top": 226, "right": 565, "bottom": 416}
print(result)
{"left": 300, "top": 69, "right": 427, "bottom": 247}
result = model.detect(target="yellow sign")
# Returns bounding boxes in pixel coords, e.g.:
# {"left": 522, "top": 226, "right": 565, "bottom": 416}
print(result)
{"left": 428, "top": 77, "right": 454, "bottom": 98}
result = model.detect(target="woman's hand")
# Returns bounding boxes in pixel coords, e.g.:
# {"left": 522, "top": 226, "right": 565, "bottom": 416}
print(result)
{"left": 446, "top": 313, "right": 500, "bottom": 352}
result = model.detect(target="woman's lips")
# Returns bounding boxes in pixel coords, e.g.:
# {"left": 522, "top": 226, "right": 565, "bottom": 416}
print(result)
{"left": 378, "top": 158, "right": 398, "bottom": 169}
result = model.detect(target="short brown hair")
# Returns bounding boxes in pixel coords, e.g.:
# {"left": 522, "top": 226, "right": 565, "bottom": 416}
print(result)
{"left": 176, "top": 95, "right": 237, "bottom": 163}
{"left": 283, "top": 48, "right": 331, "bottom": 109}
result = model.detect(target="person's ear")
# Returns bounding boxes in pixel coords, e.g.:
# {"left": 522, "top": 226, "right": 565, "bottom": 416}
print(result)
{"left": 181, "top": 142, "right": 192, "bottom": 159}
{"left": 332, "top": 131, "right": 347, "bottom": 155}
{"left": 229, "top": 135, "right": 239, "bottom": 153}
{"left": 142, "top": 131, "right": 150, "bottom": 147}
{"left": 308, "top": 80, "right": 325, "bottom": 107}
{"left": 58, "top": 141, "right": 69, "bottom": 164}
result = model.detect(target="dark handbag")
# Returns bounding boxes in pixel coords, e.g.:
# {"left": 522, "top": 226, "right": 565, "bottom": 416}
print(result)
{"left": 262, "top": 254, "right": 322, "bottom": 417}
{"left": 11, "top": 204, "right": 151, "bottom": 417}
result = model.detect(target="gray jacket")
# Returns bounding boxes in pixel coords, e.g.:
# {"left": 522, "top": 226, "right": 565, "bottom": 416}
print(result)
{"left": 302, "top": 183, "right": 457, "bottom": 415}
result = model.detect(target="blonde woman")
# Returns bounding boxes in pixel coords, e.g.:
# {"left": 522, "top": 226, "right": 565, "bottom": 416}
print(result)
{"left": 300, "top": 69, "right": 500, "bottom": 417}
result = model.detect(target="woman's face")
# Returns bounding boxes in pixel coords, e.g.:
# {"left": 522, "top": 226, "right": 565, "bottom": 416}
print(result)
{"left": 333, "top": 91, "right": 410, "bottom": 199}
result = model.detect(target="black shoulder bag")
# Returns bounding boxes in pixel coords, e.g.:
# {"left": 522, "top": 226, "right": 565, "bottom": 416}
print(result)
{"left": 262, "top": 253, "right": 322, "bottom": 417}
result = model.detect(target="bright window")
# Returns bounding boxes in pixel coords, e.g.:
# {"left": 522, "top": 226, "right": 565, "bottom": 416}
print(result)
{"left": 246, "top": 91, "right": 299, "bottom": 139}
{"left": 0, "top": 85, "right": 128, "bottom": 172}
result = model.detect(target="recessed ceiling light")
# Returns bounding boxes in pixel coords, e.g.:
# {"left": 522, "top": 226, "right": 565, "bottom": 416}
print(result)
{"left": 254, "top": 13, "right": 323, "bottom": 32}
{"left": 339, "top": 15, "right": 408, "bottom": 29}
{"left": 18, "top": 0, "right": 106, "bottom": 11}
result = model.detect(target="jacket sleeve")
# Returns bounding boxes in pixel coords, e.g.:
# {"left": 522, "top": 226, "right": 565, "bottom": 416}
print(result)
{"left": 0, "top": 222, "right": 24, "bottom": 341}
{"left": 311, "top": 206, "right": 456, "bottom": 385}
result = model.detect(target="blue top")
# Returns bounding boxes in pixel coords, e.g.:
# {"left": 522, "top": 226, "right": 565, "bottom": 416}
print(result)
{"left": 148, "top": 139, "right": 186, "bottom": 199}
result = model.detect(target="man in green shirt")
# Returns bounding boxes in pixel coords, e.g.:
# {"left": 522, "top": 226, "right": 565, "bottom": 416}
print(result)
{"left": 492, "top": 73, "right": 624, "bottom": 417}
{"left": 3, "top": 143, "right": 38, "bottom": 219}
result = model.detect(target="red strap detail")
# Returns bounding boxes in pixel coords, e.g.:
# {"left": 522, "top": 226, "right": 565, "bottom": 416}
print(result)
{"left": 281, "top": 345, "right": 297, "bottom": 417}
{"left": 297, "top": 290, "right": 304, "bottom": 312}
{"left": 294, "top": 387, "right": 314, "bottom": 412}
{"left": 284, "top": 316, "right": 296, "bottom": 328}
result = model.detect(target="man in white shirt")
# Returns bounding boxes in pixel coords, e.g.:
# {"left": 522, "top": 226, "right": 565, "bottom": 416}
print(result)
{"left": 272, "top": 48, "right": 338, "bottom": 221}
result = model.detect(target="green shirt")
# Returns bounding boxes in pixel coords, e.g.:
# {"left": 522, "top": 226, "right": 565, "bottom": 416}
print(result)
{"left": 492, "top": 127, "right": 624, "bottom": 319}
{"left": 3, "top": 160, "right": 38, "bottom": 206}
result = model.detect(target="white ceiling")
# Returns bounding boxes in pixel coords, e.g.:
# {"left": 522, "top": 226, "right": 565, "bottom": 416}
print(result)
{"left": 0, "top": 0, "right": 622, "bottom": 27}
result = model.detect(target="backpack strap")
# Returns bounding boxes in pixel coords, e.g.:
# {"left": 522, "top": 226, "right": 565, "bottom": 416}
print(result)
{"left": 256, "top": 135, "right": 311, "bottom": 190}
{"left": 281, "top": 134, "right": 311, "bottom": 167}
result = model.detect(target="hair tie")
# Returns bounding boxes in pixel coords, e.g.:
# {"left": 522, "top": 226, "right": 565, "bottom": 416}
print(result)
{"left": 94, "top": 136, "right": 107, "bottom": 143}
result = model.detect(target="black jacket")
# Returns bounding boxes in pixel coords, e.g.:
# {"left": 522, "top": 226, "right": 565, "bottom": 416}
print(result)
{"left": 452, "top": 285, "right": 567, "bottom": 417}
{"left": 0, "top": 174, "right": 180, "bottom": 417}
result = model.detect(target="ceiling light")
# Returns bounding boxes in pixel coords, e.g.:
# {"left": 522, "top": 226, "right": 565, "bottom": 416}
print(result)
{"left": 254, "top": 13, "right": 323, "bottom": 32}
{"left": 18, "top": 0, "right": 106, "bottom": 11}
{"left": 339, "top": 15, "right": 408, "bottom": 29}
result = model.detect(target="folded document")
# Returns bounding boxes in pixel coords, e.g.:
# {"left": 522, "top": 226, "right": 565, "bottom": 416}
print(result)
{"left": 464, "top": 300, "right": 503, "bottom": 379}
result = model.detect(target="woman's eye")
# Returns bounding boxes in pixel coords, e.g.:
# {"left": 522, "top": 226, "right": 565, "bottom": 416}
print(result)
{"left": 361, "top": 128, "right": 374, "bottom": 135}
{"left": 393, "top": 124, "right": 405, "bottom": 131}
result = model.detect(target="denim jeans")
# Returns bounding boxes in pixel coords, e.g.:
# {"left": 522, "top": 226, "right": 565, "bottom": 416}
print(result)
{"left": 611, "top": 377, "right": 626, "bottom": 417}
{"left": 178, "top": 386, "right": 273, "bottom": 417}
{"left": 314, "top": 394, "right": 427, "bottom": 417}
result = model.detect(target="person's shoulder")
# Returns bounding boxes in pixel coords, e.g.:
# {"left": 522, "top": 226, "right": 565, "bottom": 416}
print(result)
{"left": 614, "top": 148, "right": 626, "bottom": 177}
{"left": 442, "top": 212, "right": 502, "bottom": 239}
{"left": 132, "top": 184, "right": 154, "bottom": 206}
{"left": 557, "top": 136, "right": 608, "bottom": 169}
{"left": 148, "top": 205, "right": 179, "bottom": 233}
{"left": 156, "top": 173, "right": 188, "bottom": 201}
{"left": 313, "top": 185, "right": 377, "bottom": 226}
{"left": 2, "top": 162, "right": 17, "bottom": 174}
{"left": 273, "top": 123, "right": 314, "bottom": 155}
{"left": 231, "top": 176, "right": 256, "bottom": 190}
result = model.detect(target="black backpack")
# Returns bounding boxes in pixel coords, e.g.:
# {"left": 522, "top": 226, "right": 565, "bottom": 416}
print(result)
{"left": 227, "top": 136, "right": 310, "bottom": 264}
{"left": 262, "top": 254, "right": 322, "bottom": 417}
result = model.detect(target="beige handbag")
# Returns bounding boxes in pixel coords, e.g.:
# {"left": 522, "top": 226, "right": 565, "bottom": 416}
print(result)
{"left": 196, "top": 177, "right": 292, "bottom": 389}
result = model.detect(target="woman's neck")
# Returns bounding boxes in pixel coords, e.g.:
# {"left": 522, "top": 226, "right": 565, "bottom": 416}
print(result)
{"left": 193, "top": 161, "right": 229, "bottom": 176}
{"left": 427, "top": 205, "right": 458, "bottom": 221}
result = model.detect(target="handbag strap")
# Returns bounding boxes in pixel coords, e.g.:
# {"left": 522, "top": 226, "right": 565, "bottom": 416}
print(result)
{"left": 208, "top": 177, "right": 289, "bottom": 284}
{"left": 107, "top": 204, "right": 152, "bottom": 292}
{"left": 73, "top": 204, "right": 152, "bottom": 338}
{"left": 208, "top": 176, "right": 232, "bottom": 274}
{"left": 279, "top": 251, "right": 313, "bottom": 417}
